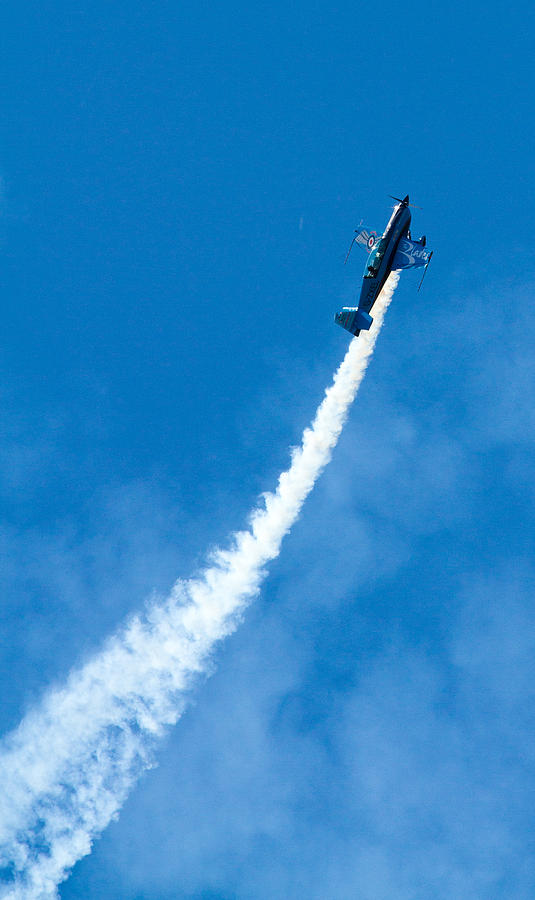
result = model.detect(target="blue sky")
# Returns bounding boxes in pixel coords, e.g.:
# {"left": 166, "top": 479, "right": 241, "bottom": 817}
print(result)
{"left": 1, "top": 0, "right": 535, "bottom": 896}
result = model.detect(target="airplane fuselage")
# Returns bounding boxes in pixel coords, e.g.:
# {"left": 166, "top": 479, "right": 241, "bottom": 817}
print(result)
{"left": 358, "top": 200, "right": 411, "bottom": 312}
{"left": 335, "top": 194, "right": 432, "bottom": 337}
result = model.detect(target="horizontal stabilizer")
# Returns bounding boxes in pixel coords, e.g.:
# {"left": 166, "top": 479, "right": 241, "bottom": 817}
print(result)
{"left": 334, "top": 307, "right": 373, "bottom": 337}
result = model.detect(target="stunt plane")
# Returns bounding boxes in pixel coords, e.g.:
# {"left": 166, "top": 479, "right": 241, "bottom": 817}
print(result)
{"left": 335, "top": 195, "right": 433, "bottom": 336}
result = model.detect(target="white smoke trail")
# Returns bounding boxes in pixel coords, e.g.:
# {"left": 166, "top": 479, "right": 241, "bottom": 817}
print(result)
{"left": 0, "top": 274, "right": 399, "bottom": 899}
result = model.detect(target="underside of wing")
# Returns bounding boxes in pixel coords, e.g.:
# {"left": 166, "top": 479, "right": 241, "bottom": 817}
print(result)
{"left": 353, "top": 225, "right": 379, "bottom": 252}
{"left": 392, "top": 238, "right": 432, "bottom": 270}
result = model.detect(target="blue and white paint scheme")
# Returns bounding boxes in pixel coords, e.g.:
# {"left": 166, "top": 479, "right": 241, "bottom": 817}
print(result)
{"left": 335, "top": 195, "right": 433, "bottom": 337}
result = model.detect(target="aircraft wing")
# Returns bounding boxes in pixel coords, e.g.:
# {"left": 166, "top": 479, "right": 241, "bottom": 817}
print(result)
{"left": 353, "top": 225, "right": 379, "bottom": 252}
{"left": 391, "top": 238, "right": 432, "bottom": 270}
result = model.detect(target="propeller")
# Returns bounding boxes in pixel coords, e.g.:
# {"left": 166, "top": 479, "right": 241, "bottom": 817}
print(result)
{"left": 389, "top": 195, "right": 422, "bottom": 210}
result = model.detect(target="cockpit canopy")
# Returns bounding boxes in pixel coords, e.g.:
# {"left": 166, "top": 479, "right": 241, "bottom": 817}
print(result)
{"left": 364, "top": 237, "right": 388, "bottom": 278}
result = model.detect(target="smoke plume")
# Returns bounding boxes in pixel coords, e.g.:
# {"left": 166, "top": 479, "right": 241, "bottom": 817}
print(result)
{"left": 0, "top": 273, "right": 399, "bottom": 899}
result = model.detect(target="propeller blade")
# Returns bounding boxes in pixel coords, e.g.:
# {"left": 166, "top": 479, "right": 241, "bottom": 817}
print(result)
{"left": 388, "top": 194, "right": 421, "bottom": 210}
